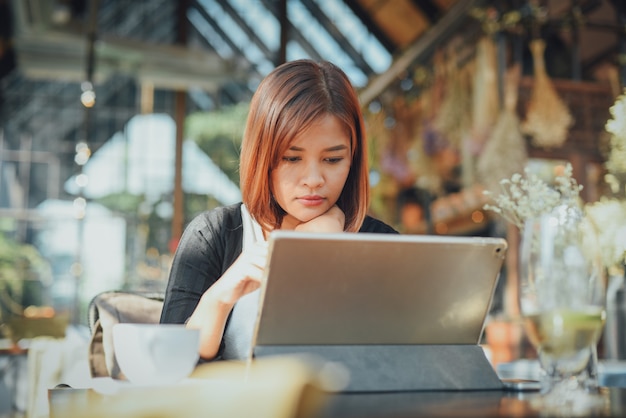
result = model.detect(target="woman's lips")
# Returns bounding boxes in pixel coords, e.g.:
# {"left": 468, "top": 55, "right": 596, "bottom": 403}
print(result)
{"left": 298, "top": 196, "right": 325, "bottom": 207}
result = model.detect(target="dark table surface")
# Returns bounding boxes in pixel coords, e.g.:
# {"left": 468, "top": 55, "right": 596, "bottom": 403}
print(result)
{"left": 318, "top": 387, "right": 625, "bottom": 417}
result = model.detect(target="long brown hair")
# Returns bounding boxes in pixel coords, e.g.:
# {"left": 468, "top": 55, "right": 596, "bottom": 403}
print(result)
{"left": 239, "top": 59, "right": 369, "bottom": 232}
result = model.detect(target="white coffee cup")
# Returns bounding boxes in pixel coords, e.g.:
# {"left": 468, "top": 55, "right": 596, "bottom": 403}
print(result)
{"left": 112, "top": 323, "right": 200, "bottom": 386}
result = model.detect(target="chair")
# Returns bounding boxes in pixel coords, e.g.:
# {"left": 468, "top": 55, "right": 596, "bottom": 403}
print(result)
{"left": 87, "top": 291, "right": 164, "bottom": 379}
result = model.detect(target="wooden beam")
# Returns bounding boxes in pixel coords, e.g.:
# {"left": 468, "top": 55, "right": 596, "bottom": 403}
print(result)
{"left": 612, "top": 0, "right": 626, "bottom": 87}
{"left": 215, "top": 0, "right": 276, "bottom": 60}
{"left": 409, "top": 0, "right": 441, "bottom": 23}
{"left": 260, "top": 0, "right": 324, "bottom": 62}
{"left": 358, "top": 0, "right": 485, "bottom": 106}
{"left": 343, "top": 0, "right": 396, "bottom": 52}
{"left": 301, "top": 0, "right": 374, "bottom": 75}
{"left": 171, "top": 0, "right": 189, "bottom": 246}
{"left": 278, "top": 0, "right": 287, "bottom": 65}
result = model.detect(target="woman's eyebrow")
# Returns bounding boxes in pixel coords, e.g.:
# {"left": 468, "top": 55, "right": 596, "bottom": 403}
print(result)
{"left": 288, "top": 144, "right": 349, "bottom": 152}
{"left": 325, "top": 144, "right": 349, "bottom": 152}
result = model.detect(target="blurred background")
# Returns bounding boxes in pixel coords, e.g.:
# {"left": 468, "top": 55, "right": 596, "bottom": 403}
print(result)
{"left": 1, "top": 3, "right": 626, "bottom": 412}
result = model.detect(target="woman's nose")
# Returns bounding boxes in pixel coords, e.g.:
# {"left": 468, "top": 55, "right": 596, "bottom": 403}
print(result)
{"left": 302, "top": 162, "right": 324, "bottom": 188}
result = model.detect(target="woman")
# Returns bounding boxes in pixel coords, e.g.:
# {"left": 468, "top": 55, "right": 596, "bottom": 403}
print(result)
{"left": 160, "top": 59, "right": 397, "bottom": 361}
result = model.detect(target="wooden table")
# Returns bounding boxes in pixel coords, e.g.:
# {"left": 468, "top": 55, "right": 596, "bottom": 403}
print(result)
{"left": 48, "top": 385, "right": 626, "bottom": 418}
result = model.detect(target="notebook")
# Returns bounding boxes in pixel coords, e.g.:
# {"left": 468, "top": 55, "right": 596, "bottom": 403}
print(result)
{"left": 251, "top": 231, "right": 507, "bottom": 350}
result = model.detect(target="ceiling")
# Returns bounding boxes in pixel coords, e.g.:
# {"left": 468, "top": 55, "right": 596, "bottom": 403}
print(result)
{"left": 1, "top": 0, "right": 624, "bottom": 212}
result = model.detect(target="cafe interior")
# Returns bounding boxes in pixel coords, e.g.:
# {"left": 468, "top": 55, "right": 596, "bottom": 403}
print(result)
{"left": 2, "top": 0, "right": 626, "bottom": 416}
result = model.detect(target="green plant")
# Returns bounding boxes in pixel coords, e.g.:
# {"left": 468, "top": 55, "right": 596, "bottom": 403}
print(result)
{"left": 0, "top": 232, "right": 53, "bottom": 337}
{"left": 185, "top": 102, "right": 249, "bottom": 186}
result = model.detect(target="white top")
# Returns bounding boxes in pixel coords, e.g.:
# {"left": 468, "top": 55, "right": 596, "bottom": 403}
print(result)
{"left": 241, "top": 203, "right": 265, "bottom": 249}
{"left": 221, "top": 204, "right": 264, "bottom": 360}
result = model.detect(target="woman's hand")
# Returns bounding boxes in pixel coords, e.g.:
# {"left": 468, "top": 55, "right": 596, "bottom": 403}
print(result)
{"left": 186, "top": 241, "right": 268, "bottom": 359}
{"left": 295, "top": 204, "right": 345, "bottom": 233}
{"left": 207, "top": 241, "right": 269, "bottom": 307}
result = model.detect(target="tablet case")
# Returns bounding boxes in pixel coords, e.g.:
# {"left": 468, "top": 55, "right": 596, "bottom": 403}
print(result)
{"left": 254, "top": 344, "right": 503, "bottom": 392}
{"left": 251, "top": 231, "right": 507, "bottom": 392}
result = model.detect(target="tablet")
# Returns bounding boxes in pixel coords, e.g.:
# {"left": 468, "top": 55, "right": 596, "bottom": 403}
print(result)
{"left": 251, "top": 231, "right": 508, "bottom": 350}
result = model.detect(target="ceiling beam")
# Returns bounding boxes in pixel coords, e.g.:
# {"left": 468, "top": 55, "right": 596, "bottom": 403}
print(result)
{"left": 358, "top": 0, "right": 486, "bottom": 105}
{"left": 409, "top": 0, "right": 442, "bottom": 23}
{"left": 277, "top": 0, "right": 287, "bottom": 65}
{"left": 260, "top": 0, "right": 324, "bottom": 62}
{"left": 212, "top": 0, "right": 276, "bottom": 62}
{"left": 300, "top": 0, "right": 375, "bottom": 76}
{"left": 14, "top": 30, "right": 243, "bottom": 91}
{"left": 189, "top": 3, "right": 268, "bottom": 101}
{"left": 342, "top": 0, "right": 396, "bottom": 52}
{"left": 190, "top": 3, "right": 249, "bottom": 61}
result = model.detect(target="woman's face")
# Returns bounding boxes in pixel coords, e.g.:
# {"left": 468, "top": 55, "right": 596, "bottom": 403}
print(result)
{"left": 271, "top": 114, "right": 352, "bottom": 230}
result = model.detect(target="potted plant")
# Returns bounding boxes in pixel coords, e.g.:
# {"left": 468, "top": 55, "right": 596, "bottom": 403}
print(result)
{"left": 0, "top": 232, "right": 64, "bottom": 342}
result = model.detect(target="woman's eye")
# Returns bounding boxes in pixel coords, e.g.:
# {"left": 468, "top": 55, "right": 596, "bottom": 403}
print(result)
{"left": 325, "top": 157, "right": 344, "bottom": 164}
{"left": 282, "top": 156, "right": 300, "bottom": 163}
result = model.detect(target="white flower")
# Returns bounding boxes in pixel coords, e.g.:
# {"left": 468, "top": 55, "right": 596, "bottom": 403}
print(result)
{"left": 483, "top": 163, "right": 582, "bottom": 229}
{"left": 606, "top": 90, "right": 626, "bottom": 175}
{"left": 585, "top": 198, "right": 626, "bottom": 272}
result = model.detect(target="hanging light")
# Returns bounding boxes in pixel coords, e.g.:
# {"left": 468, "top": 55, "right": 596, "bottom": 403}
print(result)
{"left": 75, "top": 173, "right": 89, "bottom": 188}
{"left": 80, "top": 81, "right": 96, "bottom": 108}
{"left": 75, "top": 141, "right": 91, "bottom": 165}
{"left": 73, "top": 197, "right": 87, "bottom": 219}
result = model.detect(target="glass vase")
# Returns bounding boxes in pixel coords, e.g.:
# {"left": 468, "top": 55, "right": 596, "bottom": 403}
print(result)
{"left": 518, "top": 204, "right": 607, "bottom": 414}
